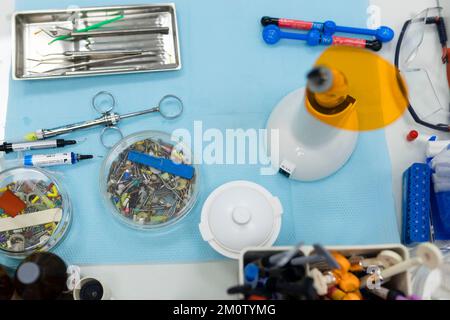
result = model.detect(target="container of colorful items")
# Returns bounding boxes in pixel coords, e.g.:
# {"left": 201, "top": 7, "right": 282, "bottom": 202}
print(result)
{"left": 233, "top": 245, "right": 415, "bottom": 300}
{"left": 0, "top": 167, "right": 72, "bottom": 259}
{"left": 100, "top": 130, "right": 199, "bottom": 230}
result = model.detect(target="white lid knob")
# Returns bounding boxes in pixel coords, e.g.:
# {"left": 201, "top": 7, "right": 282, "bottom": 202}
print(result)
{"left": 232, "top": 207, "right": 252, "bottom": 225}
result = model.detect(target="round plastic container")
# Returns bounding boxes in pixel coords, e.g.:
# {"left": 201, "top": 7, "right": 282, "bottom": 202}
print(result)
{"left": 0, "top": 167, "right": 72, "bottom": 259}
{"left": 199, "top": 181, "right": 283, "bottom": 259}
{"left": 412, "top": 247, "right": 450, "bottom": 299}
{"left": 100, "top": 131, "right": 199, "bottom": 231}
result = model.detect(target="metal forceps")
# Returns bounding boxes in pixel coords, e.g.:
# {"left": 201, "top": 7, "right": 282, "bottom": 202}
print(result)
{"left": 28, "top": 92, "right": 184, "bottom": 148}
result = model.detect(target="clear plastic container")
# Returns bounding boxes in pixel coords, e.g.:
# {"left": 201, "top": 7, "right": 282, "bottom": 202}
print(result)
{"left": 411, "top": 245, "right": 450, "bottom": 299}
{"left": 100, "top": 131, "right": 199, "bottom": 231}
{"left": 0, "top": 167, "right": 72, "bottom": 259}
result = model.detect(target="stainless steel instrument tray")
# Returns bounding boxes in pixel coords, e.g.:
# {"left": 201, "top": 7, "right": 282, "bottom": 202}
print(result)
{"left": 13, "top": 4, "right": 181, "bottom": 80}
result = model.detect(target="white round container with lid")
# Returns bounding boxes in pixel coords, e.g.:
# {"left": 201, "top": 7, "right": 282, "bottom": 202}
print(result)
{"left": 0, "top": 167, "right": 72, "bottom": 259}
{"left": 199, "top": 181, "right": 283, "bottom": 259}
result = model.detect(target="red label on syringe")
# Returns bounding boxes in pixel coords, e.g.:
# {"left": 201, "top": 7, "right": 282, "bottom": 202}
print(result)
{"left": 332, "top": 36, "right": 366, "bottom": 48}
{"left": 279, "top": 19, "right": 314, "bottom": 30}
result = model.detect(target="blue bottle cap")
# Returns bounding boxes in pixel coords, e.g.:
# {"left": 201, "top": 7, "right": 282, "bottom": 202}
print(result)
{"left": 244, "top": 263, "right": 260, "bottom": 283}
{"left": 263, "top": 25, "right": 282, "bottom": 45}
{"left": 376, "top": 26, "right": 395, "bottom": 43}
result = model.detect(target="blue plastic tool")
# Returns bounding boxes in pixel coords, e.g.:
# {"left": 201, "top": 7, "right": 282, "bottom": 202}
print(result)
{"left": 127, "top": 151, "right": 195, "bottom": 180}
{"left": 262, "top": 25, "right": 382, "bottom": 51}
{"left": 322, "top": 21, "right": 394, "bottom": 43}
{"left": 402, "top": 163, "right": 433, "bottom": 245}
{"left": 261, "top": 16, "right": 395, "bottom": 43}
{"left": 263, "top": 25, "right": 322, "bottom": 46}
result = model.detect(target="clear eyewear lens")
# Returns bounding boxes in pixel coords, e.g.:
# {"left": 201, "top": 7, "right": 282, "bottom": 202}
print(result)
{"left": 401, "top": 8, "right": 441, "bottom": 67}
{"left": 400, "top": 7, "right": 448, "bottom": 120}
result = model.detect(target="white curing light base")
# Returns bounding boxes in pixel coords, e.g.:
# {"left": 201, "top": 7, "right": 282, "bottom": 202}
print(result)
{"left": 266, "top": 87, "right": 359, "bottom": 182}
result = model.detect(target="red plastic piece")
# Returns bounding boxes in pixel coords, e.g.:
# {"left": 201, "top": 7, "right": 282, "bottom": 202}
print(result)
{"left": 0, "top": 190, "right": 27, "bottom": 217}
{"left": 333, "top": 36, "right": 366, "bottom": 48}
{"left": 279, "top": 18, "right": 313, "bottom": 30}
{"left": 407, "top": 130, "right": 419, "bottom": 142}
{"left": 248, "top": 295, "right": 268, "bottom": 300}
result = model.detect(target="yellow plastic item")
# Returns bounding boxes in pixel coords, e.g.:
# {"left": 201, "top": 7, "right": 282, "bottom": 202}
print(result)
{"left": 24, "top": 132, "right": 38, "bottom": 141}
{"left": 31, "top": 196, "right": 40, "bottom": 204}
{"left": 47, "top": 185, "right": 59, "bottom": 198}
{"left": 40, "top": 194, "right": 55, "bottom": 209}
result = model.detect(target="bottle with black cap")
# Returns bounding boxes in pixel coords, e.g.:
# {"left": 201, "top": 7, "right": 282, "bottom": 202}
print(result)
{"left": 73, "top": 277, "right": 109, "bottom": 300}
{"left": 0, "top": 265, "right": 14, "bottom": 300}
{"left": 14, "top": 252, "right": 68, "bottom": 300}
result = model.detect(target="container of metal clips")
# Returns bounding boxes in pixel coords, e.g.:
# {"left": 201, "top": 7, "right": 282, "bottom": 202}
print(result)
{"left": 0, "top": 167, "right": 72, "bottom": 259}
{"left": 100, "top": 130, "right": 199, "bottom": 230}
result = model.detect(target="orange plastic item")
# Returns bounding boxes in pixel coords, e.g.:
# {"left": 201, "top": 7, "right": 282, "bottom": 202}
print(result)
{"left": 0, "top": 190, "right": 26, "bottom": 217}
{"left": 338, "top": 272, "right": 361, "bottom": 293}
{"left": 343, "top": 292, "right": 362, "bottom": 301}
{"left": 354, "top": 290, "right": 363, "bottom": 299}
{"left": 328, "top": 287, "right": 346, "bottom": 300}
{"left": 332, "top": 269, "right": 343, "bottom": 283}
{"left": 332, "top": 252, "right": 351, "bottom": 272}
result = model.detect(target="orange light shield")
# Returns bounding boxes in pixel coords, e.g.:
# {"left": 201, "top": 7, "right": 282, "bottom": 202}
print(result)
{"left": 306, "top": 46, "right": 409, "bottom": 131}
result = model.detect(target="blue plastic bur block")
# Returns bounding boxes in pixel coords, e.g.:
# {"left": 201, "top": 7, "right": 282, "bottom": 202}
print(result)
{"left": 402, "top": 164, "right": 432, "bottom": 245}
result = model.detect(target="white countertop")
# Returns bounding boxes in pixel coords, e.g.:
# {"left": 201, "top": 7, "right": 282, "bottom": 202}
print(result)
{"left": 0, "top": 0, "right": 449, "bottom": 299}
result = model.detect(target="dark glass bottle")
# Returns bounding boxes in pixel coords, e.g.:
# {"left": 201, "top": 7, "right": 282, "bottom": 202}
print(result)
{"left": 0, "top": 265, "right": 14, "bottom": 300}
{"left": 14, "top": 252, "right": 67, "bottom": 300}
{"left": 79, "top": 279, "right": 104, "bottom": 300}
